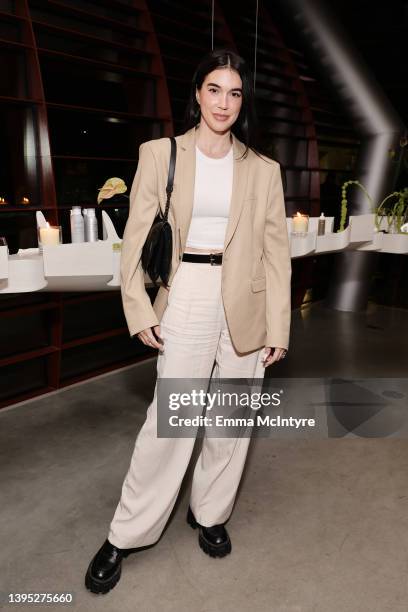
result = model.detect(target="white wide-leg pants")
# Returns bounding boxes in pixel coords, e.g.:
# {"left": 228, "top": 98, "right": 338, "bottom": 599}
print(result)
{"left": 108, "top": 260, "right": 266, "bottom": 549}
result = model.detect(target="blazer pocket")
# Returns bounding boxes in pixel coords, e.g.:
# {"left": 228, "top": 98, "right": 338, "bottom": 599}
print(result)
{"left": 251, "top": 276, "right": 266, "bottom": 292}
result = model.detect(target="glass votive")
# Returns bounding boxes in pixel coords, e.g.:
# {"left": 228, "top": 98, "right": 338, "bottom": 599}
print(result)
{"left": 37, "top": 224, "right": 62, "bottom": 253}
{"left": 291, "top": 213, "right": 309, "bottom": 237}
{"left": 0, "top": 236, "right": 8, "bottom": 255}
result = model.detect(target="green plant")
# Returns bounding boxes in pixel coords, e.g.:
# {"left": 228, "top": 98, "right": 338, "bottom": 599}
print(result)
{"left": 337, "top": 179, "right": 408, "bottom": 234}
{"left": 338, "top": 180, "right": 374, "bottom": 232}
{"left": 374, "top": 188, "right": 408, "bottom": 233}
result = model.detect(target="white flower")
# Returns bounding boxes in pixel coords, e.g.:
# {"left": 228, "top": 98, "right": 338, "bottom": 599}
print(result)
{"left": 97, "top": 177, "right": 127, "bottom": 204}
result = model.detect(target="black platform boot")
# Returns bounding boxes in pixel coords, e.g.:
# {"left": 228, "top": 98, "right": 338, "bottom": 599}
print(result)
{"left": 187, "top": 506, "right": 232, "bottom": 558}
{"left": 85, "top": 539, "right": 132, "bottom": 594}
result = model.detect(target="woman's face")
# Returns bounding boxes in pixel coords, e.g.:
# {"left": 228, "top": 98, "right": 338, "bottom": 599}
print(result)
{"left": 196, "top": 67, "right": 243, "bottom": 134}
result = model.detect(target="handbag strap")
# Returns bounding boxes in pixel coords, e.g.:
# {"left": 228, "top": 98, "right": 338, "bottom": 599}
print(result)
{"left": 163, "top": 136, "right": 176, "bottom": 220}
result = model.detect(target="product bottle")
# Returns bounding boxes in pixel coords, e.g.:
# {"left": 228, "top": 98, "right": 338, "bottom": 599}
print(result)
{"left": 70, "top": 206, "right": 85, "bottom": 243}
{"left": 318, "top": 212, "right": 326, "bottom": 236}
{"left": 84, "top": 208, "right": 98, "bottom": 242}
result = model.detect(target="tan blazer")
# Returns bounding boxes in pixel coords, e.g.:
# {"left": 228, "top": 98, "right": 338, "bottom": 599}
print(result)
{"left": 120, "top": 125, "right": 292, "bottom": 353}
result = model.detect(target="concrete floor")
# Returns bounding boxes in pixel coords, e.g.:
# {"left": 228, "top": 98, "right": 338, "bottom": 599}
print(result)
{"left": 1, "top": 300, "right": 407, "bottom": 612}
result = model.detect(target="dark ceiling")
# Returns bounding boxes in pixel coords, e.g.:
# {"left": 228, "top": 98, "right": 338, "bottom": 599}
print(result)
{"left": 271, "top": 0, "right": 408, "bottom": 125}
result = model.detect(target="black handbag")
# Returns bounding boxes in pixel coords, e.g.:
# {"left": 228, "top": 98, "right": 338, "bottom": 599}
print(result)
{"left": 141, "top": 136, "right": 176, "bottom": 288}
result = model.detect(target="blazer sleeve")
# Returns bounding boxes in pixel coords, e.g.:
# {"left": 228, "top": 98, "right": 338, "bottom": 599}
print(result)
{"left": 120, "top": 141, "right": 161, "bottom": 337}
{"left": 263, "top": 163, "right": 292, "bottom": 351}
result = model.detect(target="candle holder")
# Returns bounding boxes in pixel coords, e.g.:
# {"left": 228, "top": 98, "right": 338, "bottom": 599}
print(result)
{"left": 0, "top": 236, "right": 8, "bottom": 253}
{"left": 37, "top": 224, "right": 62, "bottom": 253}
{"left": 291, "top": 213, "right": 309, "bottom": 237}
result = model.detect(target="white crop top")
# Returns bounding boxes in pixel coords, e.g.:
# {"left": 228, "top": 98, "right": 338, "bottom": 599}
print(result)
{"left": 185, "top": 143, "right": 233, "bottom": 251}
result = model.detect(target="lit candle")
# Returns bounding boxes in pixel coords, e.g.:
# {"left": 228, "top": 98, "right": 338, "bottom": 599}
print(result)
{"left": 0, "top": 197, "right": 6, "bottom": 205}
{"left": 39, "top": 223, "right": 61, "bottom": 245}
{"left": 21, "top": 196, "right": 30, "bottom": 205}
{"left": 292, "top": 212, "right": 309, "bottom": 234}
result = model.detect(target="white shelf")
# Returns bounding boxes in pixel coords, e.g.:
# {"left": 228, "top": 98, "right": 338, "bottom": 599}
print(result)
{"left": 1, "top": 213, "right": 407, "bottom": 294}
{"left": 0, "top": 251, "right": 47, "bottom": 293}
{"left": 379, "top": 233, "right": 408, "bottom": 255}
{"left": 42, "top": 242, "right": 116, "bottom": 291}
{"left": 288, "top": 215, "right": 408, "bottom": 258}
{"left": 355, "top": 231, "right": 384, "bottom": 252}
{"left": 42, "top": 211, "right": 122, "bottom": 291}
{"left": 349, "top": 213, "right": 377, "bottom": 242}
{"left": 290, "top": 230, "right": 317, "bottom": 258}
{"left": 315, "top": 226, "right": 351, "bottom": 254}
{"left": 0, "top": 245, "right": 8, "bottom": 283}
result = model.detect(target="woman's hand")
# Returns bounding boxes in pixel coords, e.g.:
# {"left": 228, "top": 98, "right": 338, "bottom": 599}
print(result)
{"left": 137, "top": 325, "right": 164, "bottom": 352}
{"left": 262, "top": 347, "right": 287, "bottom": 367}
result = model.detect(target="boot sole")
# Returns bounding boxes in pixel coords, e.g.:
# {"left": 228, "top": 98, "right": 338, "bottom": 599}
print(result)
{"left": 84, "top": 550, "right": 131, "bottom": 595}
{"left": 198, "top": 532, "right": 232, "bottom": 557}
{"left": 187, "top": 508, "right": 232, "bottom": 558}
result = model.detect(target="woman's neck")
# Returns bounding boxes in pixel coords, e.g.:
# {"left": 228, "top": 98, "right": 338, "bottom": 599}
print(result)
{"left": 195, "top": 123, "right": 232, "bottom": 158}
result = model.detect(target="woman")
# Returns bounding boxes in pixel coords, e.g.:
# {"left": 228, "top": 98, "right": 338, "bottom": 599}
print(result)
{"left": 85, "top": 47, "right": 292, "bottom": 595}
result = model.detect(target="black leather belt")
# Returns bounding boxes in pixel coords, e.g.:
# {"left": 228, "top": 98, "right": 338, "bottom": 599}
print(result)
{"left": 182, "top": 252, "right": 223, "bottom": 265}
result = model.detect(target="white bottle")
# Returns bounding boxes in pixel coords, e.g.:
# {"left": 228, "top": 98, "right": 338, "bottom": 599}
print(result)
{"left": 318, "top": 212, "right": 326, "bottom": 236}
{"left": 85, "top": 208, "right": 98, "bottom": 242}
{"left": 70, "top": 206, "right": 85, "bottom": 243}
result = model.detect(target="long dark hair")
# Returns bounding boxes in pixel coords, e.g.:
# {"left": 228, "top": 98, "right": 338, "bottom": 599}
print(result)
{"left": 183, "top": 47, "right": 275, "bottom": 164}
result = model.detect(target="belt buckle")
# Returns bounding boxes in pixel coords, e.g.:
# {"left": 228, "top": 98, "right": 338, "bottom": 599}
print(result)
{"left": 210, "top": 253, "right": 221, "bottom": 266}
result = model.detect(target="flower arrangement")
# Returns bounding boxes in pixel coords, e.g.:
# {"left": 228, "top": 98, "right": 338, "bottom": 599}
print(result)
{"left": 374, "top": 188, "right": 408, "bottom": 233}
{"left": 338, "top": 180, "right": 408, "bottom": 234}
{"left": 339, "top": 180, "right": 373, "bottom": 231}
{"left": 97, "top": 178, "right": 128, "bottom": 204}
{"left": 332, "top": 131, "right": 408, "bottom": 233}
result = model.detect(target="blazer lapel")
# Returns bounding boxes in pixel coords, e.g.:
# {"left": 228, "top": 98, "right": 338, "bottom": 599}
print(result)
{"left": 225, "top": 131, "right": 249, "bottom": 250}
{"left": 177, "top": 125, "right": 249, "bottom": 252}
{"left": 177, "top": 127, "right": 196, "bottom": 249}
